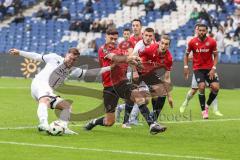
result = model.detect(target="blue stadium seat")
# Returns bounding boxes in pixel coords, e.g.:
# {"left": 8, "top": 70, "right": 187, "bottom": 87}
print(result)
{"left": 220, "top": 54, "right": 230, "bottom": 63}
{"left": 230, "top": 54, "right": 238, "bottom": 64}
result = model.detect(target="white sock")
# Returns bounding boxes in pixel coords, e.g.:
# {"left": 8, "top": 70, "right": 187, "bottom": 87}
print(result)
{"left": 59, "top": 107, "right": 71, "bottom": 128}
{"left": 129, "top": 104, "right": 139, "bottom": 122}
{"left": 37, "top": 103, "right": 48, "bottom": 125}
{"left": 117, "top": 104, "right": 125, "bottom": 112}
{"left": 211, "top": 98, "right": 218, "bottom": 112}
{"left": 186, "top": 90, "right": 194, "bottom": 102}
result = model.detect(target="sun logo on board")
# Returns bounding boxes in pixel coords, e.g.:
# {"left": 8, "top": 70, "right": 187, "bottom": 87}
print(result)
{"left": 21, "top": 58, "right": 41, "bottom": 78}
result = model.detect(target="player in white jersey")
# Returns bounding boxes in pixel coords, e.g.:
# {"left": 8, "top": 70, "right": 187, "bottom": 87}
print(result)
{"left": 9, "top": 48, "right": 110, "bottom": 134}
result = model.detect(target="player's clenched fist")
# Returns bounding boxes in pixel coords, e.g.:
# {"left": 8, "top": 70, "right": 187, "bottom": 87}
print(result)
{"left": 9, "top": 48, "right": 20, "bottom": 56}
{"left": 127, "top": 55, "right": 141, "bottom": 66}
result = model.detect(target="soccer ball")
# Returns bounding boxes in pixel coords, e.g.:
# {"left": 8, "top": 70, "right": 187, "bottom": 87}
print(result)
{"left": 47, "top": 121, "right": 65, "bottom": 136}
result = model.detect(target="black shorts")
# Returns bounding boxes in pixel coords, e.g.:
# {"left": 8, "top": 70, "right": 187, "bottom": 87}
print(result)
{"left": 194, "top": 69, "right": 219, "bottom": 84}
{"left": 103, "top": 80, "right": 136, "bottom": 113}
{"left": 140, "top": 69, "right": 164, "bottom": 85}
{"left": 103, "top": 87, "right": 119, "bottom": 113}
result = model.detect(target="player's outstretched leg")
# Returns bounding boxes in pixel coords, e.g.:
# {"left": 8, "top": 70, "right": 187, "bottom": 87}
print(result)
{"left": 138, "top": 104, "right": 167, "bottom": 134}
{"left": 211, "top": 98, "right": 223, "bottom": 116}
{"left": 151, "top": 96, "right": 166, "bottom": 122}
{"left": 37, "top": 98, "right": 50, "bottom": 132}
{"left": 85, "top": 113, "right": 115, "bottom": 131}
{"left": 115, "top": 103, "right": 125, "bottom": 123}
{"left": 132, "top": 88, "right": 167, "bottom": 134}
{"left": 122, "top": 102, "right": 133, "bottom": 128}
{"left": 55, "top": 99, "right": 78, "bottom": 135}
{"left": 85, "top": 87, "right": 119, "bottom": 131}
{"left": 129, "top": 104, "right": 140, "bottom": 125}
{"left": 85, "top": 117, "right": 104, "bottom": 131}
{"left": 180, "top": 89, "right": 197, "bottom": 113}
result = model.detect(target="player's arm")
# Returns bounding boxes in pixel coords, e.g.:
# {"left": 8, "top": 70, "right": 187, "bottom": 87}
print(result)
{"left": 184, "top": 41, "right": 192, "bottom": 80}
{"left": 127, "top": 47, "right": 133, "bottom": 56}
{"left": 188, "top": 52, "right": 193, "bottom": 61}
{"left": 208, "top": 48, "right": 218, "bottom": 80}
{"left": 104, "top": 53, "right": 140, "bottom": 66}
{"left": 164, "top": 71, "right": 171, "bottom": 83}
{"left": 9, "top": 48, "right": 43, "bottom": 62}
{"left": 212, "top": 51, "right": 218, "bottom": 68}
{"left": 70, "top": 66, "right": 111, "bottom": 79}
{"left": 126, "top": 40, "right": 135, "bottom": 56}
{"left": 127, "top": 42, "right": 142, "bottom": 81}
{"left": 164, "top": 71, "right": 173, "bottom": 108}
{"left": 183, "top": 52, "right": 190, "bottom": 80}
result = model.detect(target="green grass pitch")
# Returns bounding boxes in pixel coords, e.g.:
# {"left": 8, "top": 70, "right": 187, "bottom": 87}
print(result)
{"left": 0, "top": 78, "right": 240, "bottom": 160}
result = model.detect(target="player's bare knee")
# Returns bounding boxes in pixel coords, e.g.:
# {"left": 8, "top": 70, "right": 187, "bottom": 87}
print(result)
{"left": 211, "top": 86, "right": 219, "bottom": 93}
{"left": 52, "top": 97, "right": 65, "bottom": 109}
{"left": 60, "top": 100, "right": 71, "bottom": 109}
{"left": 211, "top": 83, "right": 220, "bottom": 92}
{"left": 135, "top": 97, "right": 146, "bottom": 105}
{"left": 39, "top": 97, "right": 50, "bottom": 106}
{"left": 198, "top": 83, "right": 206, "bottom": 91}
{"left": 131, "top": 89, "right": 147, "bottom": 105}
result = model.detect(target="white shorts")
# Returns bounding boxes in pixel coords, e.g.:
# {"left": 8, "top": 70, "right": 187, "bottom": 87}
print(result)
{"left": 191, "top": 74, "right": 198, "bottom": 89}
{"left": 31, "top": 78, "right": 57, "bottom": 101}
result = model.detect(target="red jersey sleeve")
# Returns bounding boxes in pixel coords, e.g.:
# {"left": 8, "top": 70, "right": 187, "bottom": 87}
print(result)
{"left": 186, "top": 39, "right": 193, "bottom": 54}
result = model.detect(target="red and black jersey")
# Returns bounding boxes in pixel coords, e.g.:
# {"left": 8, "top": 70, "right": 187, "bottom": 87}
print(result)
{"left": 154, "top": 44, "right": 173, "bottom": 71}
{"left": 136, "top": 42, "right": 173, "bottom": 74}
{"left": 98, "top": 44, "right": 128, "bottom": 87}
{"left": 187, "top": 36, "right": 217, "bottom": 70}
{"left": 118, "top": 40, "right": 134, "bottom": 54}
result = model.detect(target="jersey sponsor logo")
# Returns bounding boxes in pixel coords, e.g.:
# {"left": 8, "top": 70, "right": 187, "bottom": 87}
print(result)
{"left": 195, "top": 48, "right": 210, "bottom": 53}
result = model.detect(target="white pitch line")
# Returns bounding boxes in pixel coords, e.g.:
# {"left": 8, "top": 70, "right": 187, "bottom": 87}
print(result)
{"left": 0, "top": 124, "right": 83, "bottom": 130}
{"left": 1, "top": 118, "right": 240, "bottom": 130}
{"left": 0, "top": 126, "right": 36, "bottom": 130}
{"left": 0, "top": 86, "right": 29, "bottom": 89}
{"left": 162, "top": 118, "right": 240, "bottom": 124}
{"left": 0, "top": 141, "right": 221, "bottom": 160}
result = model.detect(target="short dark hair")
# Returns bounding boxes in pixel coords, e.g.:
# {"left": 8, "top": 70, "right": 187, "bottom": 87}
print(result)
{"left": 68, "top": 48, "right": 80, "bottom": 56}
{"left": 106, "top": 28, "right": 118, "bottom": 35}
{"left": 194, "top": 23, "right": 200, "bottom": 29}
{"left": 198, "top": 23, "right": 208, "bottom": 30}
{"left": 131, "top": 19, "right": 142, "bottom": 25}
{"left": 144, "top": 27, "right": 154, "bottom": 33}
{"left": 161, "top": 34, "right": 171, "bottom": 44}
{"left": 123, "top": 28, "right": 131, "bottom": 32}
